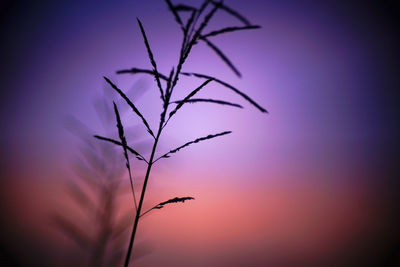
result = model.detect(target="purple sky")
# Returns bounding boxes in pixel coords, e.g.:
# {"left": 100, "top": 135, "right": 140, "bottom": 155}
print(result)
{"left": 1, "top": 0, "right": 399, "bottom": 266}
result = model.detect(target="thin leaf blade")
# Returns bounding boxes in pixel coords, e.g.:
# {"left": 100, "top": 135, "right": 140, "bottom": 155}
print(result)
{"left": 181, "top": 72, "right": 268, "bottom": 113}
{"left": 202, "top": 25, "right": 261, "bottom": 38}
{"left": 165, "top": 0, "right": 184, "bottom": 29}
{"left": 174, "top": 4, "right": 197, "bottom": 12}
{"left": 168, "top": 78, "right": 213, "bottom": 118}
{"left": 113, "top": 102, "right": 129, "bottom": 165}
{"left": 172, "top": 98, "right": 243, "bottom": 108}
{"left": 159, "top": 131, "right": 232, "bottom": 159}
{"left": 211, "top": 1, "right": 251, "bottom": 26}
{"left": 137, "top": 18, "right": 165, "bottom": 101}
{"left": 94, "top": 135, "right": 145, "bottom": 161}
{"left": 184, "top": 0, "right": 221, "bottom": 62}
{"left": 200, "top": 37, "right": 241, "bottom": 77}
{"left": 155, "top": 197, "right": 195, "bottom": 209}
{"left": 116, "top": 68, "right": 168, "bottom": 81}
{"left": 104, "top": 76, "right": 155, "bottom": 137}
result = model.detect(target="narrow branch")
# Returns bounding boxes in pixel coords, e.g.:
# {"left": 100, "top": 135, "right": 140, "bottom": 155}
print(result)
{"left": 183, "top": 0, "right": 221, "bottom": 62}
{"left": 124, "top": 129, "right": 161, "bottom": 267}
{"left": 174, "top": 4, "right": 197, "bottom": 11}
{"left": 104, "top": 77, "right": 156, "bottom": 137}
{"left": 168, "top": 78, "right": 213, "bottom": 119}
{"left": 94, "top": 135, "right": 148, "bottom": 163}
{"left": 201, "top": 25, "right": 261, "bottom": 38}
{"left": 165, "top": 0, "right": 184, "bottom": 29}
{"left": 137, "top": 18, "right": 165, "bottom": 102}
{"left": 211, "top": 0, "right": 251, "bottom": 26}
{"left": 116, "top": 67, "right": 168, "bottom": 81}
{"left": 186, "top": 0, "right": 210, "bottom": 49}
{"left": 181, "top": 72, "right": 268, "bottom": 113}
{"left": 153, "top": 131, "right": 232, "bottom": 163}
{"left": 171, "top": 98, "right": 243, "bottom": 108}
{"left": 200, "top": 37, "right": 241, "bottom": 77}
{"left": 139, "top": 197, "right": 195, "bottom": 218}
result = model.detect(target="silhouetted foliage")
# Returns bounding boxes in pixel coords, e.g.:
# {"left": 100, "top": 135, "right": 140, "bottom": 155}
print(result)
{"left": 92, "top": 1, "right": 266, "bottom": 266}
{"left": 172, "top": 98, "right": 243, "bottom": 108}
{"left": 104, "top": 77, "right": 155, "bottom": 137}
{"left": 94, "top": 135, "right": 146, "bottom": 162}
{"left": 168, "top": 78, "right": 213, "bottom": 118}
{"left": 154, "top": 131, "right": 232, "bottom": 162}
{"left": 140, "top": 197, "right": 195, "bottom": 217}
{"left": 182, "top": 72, "right": 268, "bottom": 113}
{"left": 137, "top": 18, "right": 165, "bottom": 102}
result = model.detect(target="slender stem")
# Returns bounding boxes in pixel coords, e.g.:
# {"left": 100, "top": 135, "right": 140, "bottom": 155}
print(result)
{"left": 139, "top": 206, "right": 156, "bottom": 218}
{"left": 123, "top": 129, "right": 161, "bottom": 267}
{"left": 124, "top": 12, "right": 189, "bottom": 265}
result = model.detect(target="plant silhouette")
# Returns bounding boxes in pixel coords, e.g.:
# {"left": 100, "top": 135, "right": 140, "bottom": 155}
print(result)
{"left": 94, "top": 1, "right": 267, "bottom": 266}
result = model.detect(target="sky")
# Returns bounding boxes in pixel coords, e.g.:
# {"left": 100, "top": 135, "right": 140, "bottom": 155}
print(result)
{"left": 0, "top": 0, "right": 399, "bottom": 266}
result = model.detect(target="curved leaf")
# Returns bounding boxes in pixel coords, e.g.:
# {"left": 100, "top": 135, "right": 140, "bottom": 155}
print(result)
{"left": 116, "top": 67, "right": 168, "bottom": 81}
{"left": 137, "top": 18, "right": 165, "bottom": 101}
{"left": 156, "top": 131, "right": 232, "bottom": 161}
{"left": 104, "top": 77, "right": 155, "bottom": 137}
{"left": 200, "top": 37, "right": 241, "bottom": 77}
{"left": 211, "top": 0, "right": 251, "bottom": 26}
{"left": 172, "top": 98, "right": 243, "bottom": 108}
{"left": 94, "top": 135, "right": 146, "bottom": 162}
{"left": 202, "top": 25, "right": 261, "bottom": 38}
{"left": 181, "top": 72, "right": 268, "bottom": 113}
{"left": 168, "top": 78, "right": 213, "bottom": 118}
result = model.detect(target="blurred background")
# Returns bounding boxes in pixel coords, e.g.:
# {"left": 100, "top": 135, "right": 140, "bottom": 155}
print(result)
{"left": 0, "top": 0, "right": 399, "bottom": 266}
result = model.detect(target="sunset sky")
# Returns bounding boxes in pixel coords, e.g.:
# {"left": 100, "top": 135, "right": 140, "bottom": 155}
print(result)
{"left": 1, "top": 0, "right": 399, "bottom": 266}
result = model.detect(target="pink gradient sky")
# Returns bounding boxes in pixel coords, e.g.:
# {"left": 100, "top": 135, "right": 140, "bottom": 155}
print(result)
{"left": 0, "top": 0, "right": 399, "bottom": 266}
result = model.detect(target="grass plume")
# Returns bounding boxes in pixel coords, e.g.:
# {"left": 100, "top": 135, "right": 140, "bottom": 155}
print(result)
{"left": 104, "top": 77, "right": 155, "bottom": 137}
{"left": 140, "top": 197, "right": 195, "bottom": 217}
{"left": 182, "top": 72, "right": 268, "bottom": 113}
{"left": 202, "top": 25, "right": 261, "bottom": 38}
{"left": 174, "top": 4, "right": 197, "bottom": 11}
{"left": 200, "top": 37, "right": 242, "bottom": 77}
{"left": 211, "top": 0, "right": 251, "bottom": 25}
{"left": 137, "top": 18, "right": 165, "bottom": 102}
{"left": 172, "top": 98, "right": 243, "bottom": 108}
{"left": 93, "top": 135, "right": 147, "bottom": 162}
{"left": 116, "top": 67, "right": 169, "bottom": 81}
{"left": 168, "top": 78, "right": 213, "bottom": 119}
{"left": 165, "top": 0, "right": 183, "bottom": 29}
{"left": 154, "top": 131, "right": 232, "bottom": 161}
{"left": 91, "top": 1, "right": 266, "bottom": 266}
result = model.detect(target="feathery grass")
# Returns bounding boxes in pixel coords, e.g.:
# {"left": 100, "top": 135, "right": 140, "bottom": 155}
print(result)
{"left": 174, "top": 4, "right": 196, "bottom": 11}
{"left": 172, "top": 98, "right": 243, "bottom": 108}
{"left": 182, "top": 72, "right": 268, "bottom": 113}
{"left": 94, "top": 135, "right": 147, "bottom": 162}
{"left": 137, "top": 18, "right": 165, "bottom": 102}
{"left": 116, "top": 67, "right": 169, "bottom": 80}
{"left": 92, "top": 1, "right": 266, "bottom": 266}
{"left": 104, "top": 77, "right": 155, "bottom": 137}
{"left": 202, "top": 25, "right": 261, "bottom": 38}
{"left": 211, "top": 0, "right": 251, "bottom": 25}
{"left": 154, "top": 131, "right": 232, "bottom": 162}
{"left": 140, "top": 197, "right": 195, "bottom": 217}
{"left": 200, "top": 37, "right": 242, "bottom": 77}
{"left": 168, "top": 78, "right": 213, "bottom": 119}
